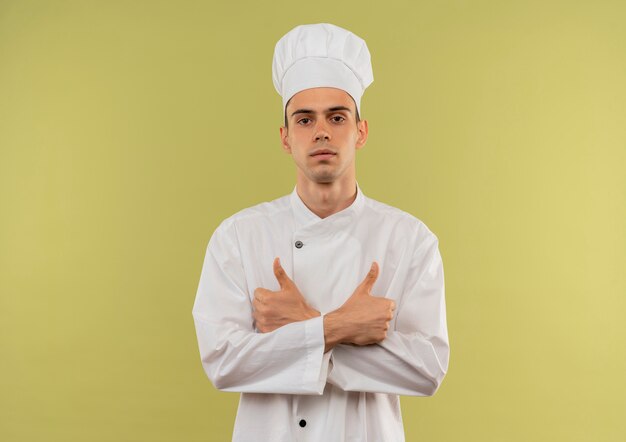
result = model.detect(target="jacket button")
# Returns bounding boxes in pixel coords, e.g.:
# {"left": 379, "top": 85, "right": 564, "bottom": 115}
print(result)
{"left": 295, "top": 240, "right": 303, "bottom": 249}
{"left": 299, "top": 419, "right": 306, "bottom": 427}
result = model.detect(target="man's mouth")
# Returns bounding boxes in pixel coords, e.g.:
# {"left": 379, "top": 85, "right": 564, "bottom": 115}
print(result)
{"left": 310, "top": 149, "right": 337, "bottom": 157}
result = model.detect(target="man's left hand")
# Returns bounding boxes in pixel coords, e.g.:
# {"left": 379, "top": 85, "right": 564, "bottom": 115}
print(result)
{"left": 253, "top": 257, "right": 320, "bottom": 333}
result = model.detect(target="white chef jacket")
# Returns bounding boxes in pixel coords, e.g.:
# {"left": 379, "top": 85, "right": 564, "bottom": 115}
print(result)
{"left": 192, "top": 182, "right": 449, "bottom": 442}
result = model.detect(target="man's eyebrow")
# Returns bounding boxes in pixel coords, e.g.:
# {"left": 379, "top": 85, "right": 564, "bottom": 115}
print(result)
{"left": 290, "top": 106, "right": 353, "bottom": 117}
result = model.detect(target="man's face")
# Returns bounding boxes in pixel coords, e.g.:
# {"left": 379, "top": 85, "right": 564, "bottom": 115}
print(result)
{"left": 279, "top": 87, "right": 368, "bottom": 185}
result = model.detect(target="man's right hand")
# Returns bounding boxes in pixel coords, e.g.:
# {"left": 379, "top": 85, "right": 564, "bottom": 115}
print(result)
{"left": 323, "top": 262, "right": 396, "bottom": 352}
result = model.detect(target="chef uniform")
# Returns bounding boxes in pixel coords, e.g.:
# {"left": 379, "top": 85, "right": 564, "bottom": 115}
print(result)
{"left": 192, "top": 23, "right": 450, "bottom": 442}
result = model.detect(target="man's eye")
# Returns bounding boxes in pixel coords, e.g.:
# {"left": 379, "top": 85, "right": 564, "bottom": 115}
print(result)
{"left": 298, "top": 118, "right": 311, "bottom": 124}
{"left": 332, "top": 116, "right": 345, "bottom": 122}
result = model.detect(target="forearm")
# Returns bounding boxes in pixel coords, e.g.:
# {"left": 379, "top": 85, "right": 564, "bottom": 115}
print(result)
{"left": 324, "top": 230, "right": 450, "bottom": 396}
{"left": 327, "top": 330, "right": 449, "bottom": 396}
{"left": 322, "top": 258, "right": 449, "bottom": 395}
{"left": 194, "top": 313, "right": 330, "bottom": 394}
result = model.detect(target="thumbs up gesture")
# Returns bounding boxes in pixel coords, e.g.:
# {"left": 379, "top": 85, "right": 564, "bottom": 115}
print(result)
{"left": 253, "top": 257, "right": 321, "bottom": 333}
{"left": 323, "top": 262, "right": 396, "bottom": 350}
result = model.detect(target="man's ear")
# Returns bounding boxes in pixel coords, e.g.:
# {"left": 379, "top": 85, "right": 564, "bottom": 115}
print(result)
{"left": 355, "top": 119, "right": 369, "bottom": 150}
{"left": 279, "top": 126, "right": 292, "bottom": 154}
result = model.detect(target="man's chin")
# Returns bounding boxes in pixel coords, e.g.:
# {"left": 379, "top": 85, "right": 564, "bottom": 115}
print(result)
{"left": 309, "top": 171, "right": 338, "bottom": 184}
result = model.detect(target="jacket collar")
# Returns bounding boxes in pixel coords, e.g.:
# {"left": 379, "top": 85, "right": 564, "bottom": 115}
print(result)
{"left": 290, "top": 181, "right": 366, "bottom": 232}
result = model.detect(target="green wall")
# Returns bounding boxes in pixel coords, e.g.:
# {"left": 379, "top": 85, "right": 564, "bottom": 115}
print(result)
{"left": 1, "top": 1, "right": 625, "bottom": 440}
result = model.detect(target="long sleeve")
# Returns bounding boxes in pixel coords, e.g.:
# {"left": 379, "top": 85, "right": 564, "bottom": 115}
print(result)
{"left": 192, "top": 221, "right": 331, "bottom": 395}
{"left": 326, "top": 231, "right": 450, "bottom": 396}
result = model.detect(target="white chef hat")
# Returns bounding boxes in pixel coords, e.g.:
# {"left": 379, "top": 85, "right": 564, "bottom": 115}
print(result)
{"left": 272, "top": 23, "right": 374, "bottom": 117}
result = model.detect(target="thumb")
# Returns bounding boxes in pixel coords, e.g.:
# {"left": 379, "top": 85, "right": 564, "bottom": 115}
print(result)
{"left": 359, "top": 261, "right": 379, "bottom": 294}
{"left": 273, "top": 257, "right": 292, "bottom": 289}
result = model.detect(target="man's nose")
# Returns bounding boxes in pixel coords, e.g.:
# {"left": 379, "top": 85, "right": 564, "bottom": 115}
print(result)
{"left": 313, "top": 120, "right": 331, "bottom": 141}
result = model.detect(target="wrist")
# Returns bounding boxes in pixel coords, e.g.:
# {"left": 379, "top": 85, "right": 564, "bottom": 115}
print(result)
{"left": 323, "top": 309, "right": 348, "bottom": 352}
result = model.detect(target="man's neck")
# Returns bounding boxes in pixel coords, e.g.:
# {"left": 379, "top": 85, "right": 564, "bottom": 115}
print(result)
{"left": 295, "top": 176, "right": 357, "bottom": 219}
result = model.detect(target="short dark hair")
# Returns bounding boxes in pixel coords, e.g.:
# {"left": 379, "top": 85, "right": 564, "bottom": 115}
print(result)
{"left": 283, "top": 97, "right": 361, "bottom": 128}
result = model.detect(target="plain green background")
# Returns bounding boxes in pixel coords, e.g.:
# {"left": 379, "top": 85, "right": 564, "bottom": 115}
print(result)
{"left": 1, "top": 0, "right": 625, "bottom": 441}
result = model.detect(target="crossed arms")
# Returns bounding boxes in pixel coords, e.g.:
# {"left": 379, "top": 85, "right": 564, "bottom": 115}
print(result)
{"left": 192, "top": 222, "right": 449, "bottom": 396}
{"left": 253, "top": 258, "right": 395, "bottom": 353}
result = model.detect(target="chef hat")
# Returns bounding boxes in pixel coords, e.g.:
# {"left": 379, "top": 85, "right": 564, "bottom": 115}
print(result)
{"left": 272, "top": 23, "right": 374, "bottom": 117}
